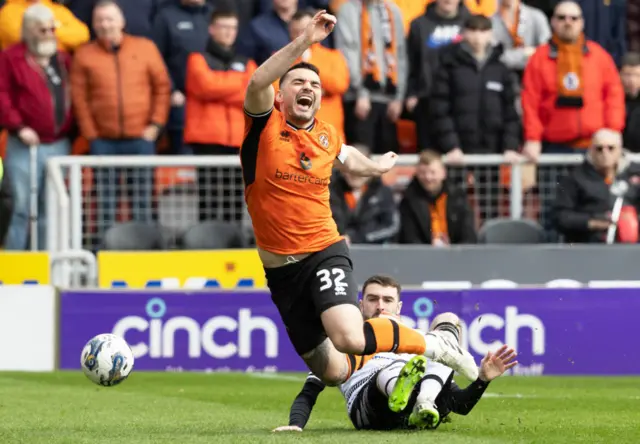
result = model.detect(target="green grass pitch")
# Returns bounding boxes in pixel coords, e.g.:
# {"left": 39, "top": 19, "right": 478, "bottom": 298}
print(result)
{"left": 0, "top": 372, "right": 639, "bottom": 443}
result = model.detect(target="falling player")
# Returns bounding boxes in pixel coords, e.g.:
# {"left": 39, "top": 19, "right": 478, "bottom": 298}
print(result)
{"left": 272, "top": 276, "right": 517, "bottom": 431}
{"left": 240, "top": 9, "right": 478, "bottom": 389}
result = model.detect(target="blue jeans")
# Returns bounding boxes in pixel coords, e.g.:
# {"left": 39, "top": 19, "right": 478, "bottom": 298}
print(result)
{"left": 4, "top": 136, "right": 71, "bottom": 250}
{"left": 90, "top": 139, "right": 155, "bottom": 236}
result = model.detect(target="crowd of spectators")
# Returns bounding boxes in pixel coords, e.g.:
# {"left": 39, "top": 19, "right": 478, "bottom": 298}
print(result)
{"left": 0, "top": 0, "right": 639, "bottom": 251}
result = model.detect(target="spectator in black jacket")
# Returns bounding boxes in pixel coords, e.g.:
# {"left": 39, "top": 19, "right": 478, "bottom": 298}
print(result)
{"left": 553, "top": 129, "right": 640, "bottom": 244}
{"left": 329, "top": 144, "right": 399, "bottom": 244}
{"left": 430, "top": 14, "right": 520, "bottom": 221}
{"left": 406, "top": 0, "right": 470, "bottom": 150}
{"left": 153, "top": 0, "right": 213, "bottom": 155}
{"left": 398, "top": 150, "right": 476, "bottom": 246}
{"left": 66, "top": 0, "right": 160, "bottom": 39}
{"left": 0, "top": 161, "right": 12, "bottom": 247}
{"left": 621, "top": 52, "right": 640, "bottom": 152}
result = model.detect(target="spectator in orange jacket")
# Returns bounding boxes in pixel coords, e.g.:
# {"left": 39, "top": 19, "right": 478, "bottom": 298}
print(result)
{"left": 521, "top": 0, "right": 625, "bottom": 159}
{"left": 283, "top": 9, "right": 349, "bottom": 140}
{"left": 184, "top": 8, "right": 256, "bottom": 222}
{"left": 70, "top": 0, "right": 171, "bottom": 237}
{"left": 0, "top": 0, "right": 89, "bottom": 51}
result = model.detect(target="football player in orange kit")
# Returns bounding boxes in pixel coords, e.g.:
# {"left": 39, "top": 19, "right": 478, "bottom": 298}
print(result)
{"left": 240, "top": 10, "right": 478, "bottom": 387}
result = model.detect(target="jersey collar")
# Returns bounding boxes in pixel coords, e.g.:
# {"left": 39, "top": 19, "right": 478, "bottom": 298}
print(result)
{"left": 286, "top": 119, "right": 315, "bottom": 132}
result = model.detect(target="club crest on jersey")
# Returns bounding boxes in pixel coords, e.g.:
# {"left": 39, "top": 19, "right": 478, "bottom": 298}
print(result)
{"left": 318, "top": 133, "right": 329, "bottom": 149}
{"left": 300, "top": 153, "right": 312, "bottom": 170}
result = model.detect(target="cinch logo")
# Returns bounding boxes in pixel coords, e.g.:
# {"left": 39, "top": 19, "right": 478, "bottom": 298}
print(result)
{"left": 404, "top": 297, "right": 546, "bottom": 357}
{"left": 109, "top": 277, "right": 256, "bottom": 289}
{"left": 299, "top": 152, "right": 312, "bottom": 170}
{"left": 112, "top": 298, "right": 279, "bottom": 359}
{"left": 274, "top": 168, "right": 329, "bottom": 186}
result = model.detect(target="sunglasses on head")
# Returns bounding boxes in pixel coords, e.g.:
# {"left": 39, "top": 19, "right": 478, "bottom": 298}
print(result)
{"left": 554, "top": 14, "right": 581, "bottom": 22}
{"left": 594, "top": 145, "right": 616, "bottom": 152}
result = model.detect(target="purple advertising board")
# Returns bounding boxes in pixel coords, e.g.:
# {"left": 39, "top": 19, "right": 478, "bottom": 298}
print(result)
{"left": 59, "top": 288, "right": 640, "bottom": 375}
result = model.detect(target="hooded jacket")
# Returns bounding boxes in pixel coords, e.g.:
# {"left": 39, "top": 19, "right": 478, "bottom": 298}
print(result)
{"left": 406, "top": 2, "right": 470, "bottom": 99}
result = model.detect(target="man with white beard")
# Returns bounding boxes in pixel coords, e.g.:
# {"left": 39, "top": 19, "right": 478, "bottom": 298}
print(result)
{"left": 0, "top": 4, "right": 74, "bottom": 250}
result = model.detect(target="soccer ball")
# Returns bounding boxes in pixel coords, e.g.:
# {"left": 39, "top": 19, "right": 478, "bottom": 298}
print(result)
{"left": 80, "top": 333, "right": 135, "bottom": 387}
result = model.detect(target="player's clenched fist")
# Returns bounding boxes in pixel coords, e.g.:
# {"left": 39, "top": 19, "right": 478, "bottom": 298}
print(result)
{"left": 272, "top": 425, "right": 303, "bottom": 433}
{"left": 376, "top": 152, "right": 398, "bottom": 174}
{"left": 304, "top": 10, "right": 337, "bottom": 45}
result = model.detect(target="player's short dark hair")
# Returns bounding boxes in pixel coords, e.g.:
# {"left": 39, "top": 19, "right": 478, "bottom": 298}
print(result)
{"left": 279, "top": 62, "right": 320, "bottom": 86}
{"left": 210, "top": 8, "right": 239, "bottom": 24}
{"left": 291, "top": 8, "right": 315, "bottom": 22}
{"left": 464, "top": 14, "right": 492, "bottom": 31}
{"left": 622, "top": 52, "right": 640, "bottom": 68}
{"left": 362, "top": 275, "right": 402, "bottom": 299}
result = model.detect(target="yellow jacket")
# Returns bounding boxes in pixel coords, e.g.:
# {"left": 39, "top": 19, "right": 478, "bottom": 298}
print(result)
{"left": 0, "top": 0, "right": 89, "bottom": 51}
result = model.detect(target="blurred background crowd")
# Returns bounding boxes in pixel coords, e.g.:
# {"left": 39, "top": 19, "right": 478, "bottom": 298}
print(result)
{"left": 0, "top": 0, "right": 639, "bottom": 252}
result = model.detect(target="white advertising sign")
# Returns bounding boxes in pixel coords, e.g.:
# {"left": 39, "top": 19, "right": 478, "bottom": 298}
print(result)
{"left": 0, "top": 285, "right": 56, "bottom": 371}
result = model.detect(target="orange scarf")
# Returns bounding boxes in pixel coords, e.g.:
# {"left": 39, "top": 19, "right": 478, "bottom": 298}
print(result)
{"left": 500, "top": 0, "right": 524, "bottom": 47}
{"left": 429, "top": 194, "right": 449, "bottom": 244}
{"left": 344, "top": 185, "right": 367, "bottom": 210}
{"left": 553, "top": 33, "right": 585, "bottom": 108}
{"left": 361, "top": 0, "right": 398, "bottom": 95}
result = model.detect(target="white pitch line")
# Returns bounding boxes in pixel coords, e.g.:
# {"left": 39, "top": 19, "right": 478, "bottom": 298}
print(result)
{"left": 247, "top": 373, "right": 306, "bottom": 382}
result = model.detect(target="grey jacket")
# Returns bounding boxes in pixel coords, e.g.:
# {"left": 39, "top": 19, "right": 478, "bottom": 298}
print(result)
{"left": 335, "top": 0, "right": 407, "bottom": 103}
{"left": 491, "top": 3, "right": 551, "bottom": 71}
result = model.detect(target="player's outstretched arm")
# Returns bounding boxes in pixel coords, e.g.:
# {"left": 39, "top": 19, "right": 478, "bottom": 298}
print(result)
{"left": 272, "top": 374, "right": 326, "bottom": 432}
{"left": 444, "top": 345, "right": 517, "bottom": 416}
{"left": 245, "top": 10, "right": 336, "bottom": 116}
{"left": 334, "top": 145, "right": 399, "bottom": 177}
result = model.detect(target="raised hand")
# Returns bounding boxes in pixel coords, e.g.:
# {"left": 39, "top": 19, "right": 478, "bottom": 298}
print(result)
{"left": 303, "top": 10, "right": 337, "bottom": 45}
{"left": 478, "top": 345, "right": 518, "bottom": 382}
{"left": 376, "top": 152, "right": 398, "bottom": 174}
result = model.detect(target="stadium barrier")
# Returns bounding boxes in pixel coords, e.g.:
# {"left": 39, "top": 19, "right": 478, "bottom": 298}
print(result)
{"left": 93, "top": 245, "right": 640, "bottom": 290}
{"left": 57, "top": 287, "right": 640, "bottom": 375}
{"left": 0, "top": 285, "right": 56, "bottom": 371}
{"left": 47, "top": 153, "right": 617, "bottom": 254}
{"left": 4, "top": 245, "right": 640, "bottom": 290}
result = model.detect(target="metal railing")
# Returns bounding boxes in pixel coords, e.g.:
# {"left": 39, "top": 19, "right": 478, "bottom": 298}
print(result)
{"left": 43, "top": 153, "right": 640, "bottom": 277}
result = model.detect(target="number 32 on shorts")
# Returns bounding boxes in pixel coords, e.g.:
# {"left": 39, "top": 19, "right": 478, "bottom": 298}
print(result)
{"left": 316, "top": 268, "right": 348, "bottom": 296}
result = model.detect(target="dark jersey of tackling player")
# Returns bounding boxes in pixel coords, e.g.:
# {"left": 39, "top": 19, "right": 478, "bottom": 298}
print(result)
{"left": 287, "top": 371, "right": 490, "bottom": 430}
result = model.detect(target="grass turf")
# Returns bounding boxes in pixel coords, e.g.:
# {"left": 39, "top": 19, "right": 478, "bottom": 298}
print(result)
{"left": 0, "top": 372, "right": 639, "bottom": 443}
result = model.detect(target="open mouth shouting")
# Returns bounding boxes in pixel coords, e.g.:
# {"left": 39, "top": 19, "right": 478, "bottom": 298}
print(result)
{"left": 295, "top": 93, "right": 314, "bottom": 112}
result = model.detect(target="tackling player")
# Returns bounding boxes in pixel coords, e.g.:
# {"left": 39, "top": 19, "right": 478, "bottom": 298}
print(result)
{"left": 272, "top": 276, "right": 517, "bottom": 431}
{"left": 240, "top": 9, "right": 477, "bottom": 388}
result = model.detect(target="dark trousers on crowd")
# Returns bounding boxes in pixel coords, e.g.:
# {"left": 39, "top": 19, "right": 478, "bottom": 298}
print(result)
{"left": 344, "top": 100, "right": 399, "bottom": 154}
{"left": 414, "top": 98, "right": 432, "bottom": 150}
{"left": 192, "top": 144, "right": 243, "bottom": 223}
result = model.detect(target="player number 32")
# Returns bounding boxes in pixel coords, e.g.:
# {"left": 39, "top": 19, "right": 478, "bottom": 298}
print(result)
{"left": 316, "top": 268, "right": 347, "bottom": 291}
